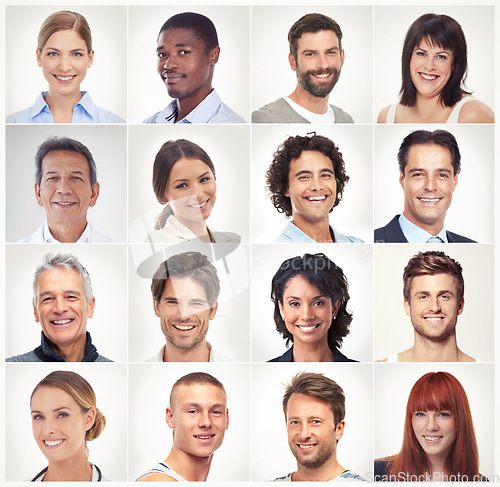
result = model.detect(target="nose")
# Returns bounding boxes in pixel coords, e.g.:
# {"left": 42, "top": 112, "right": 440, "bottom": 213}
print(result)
{"left": 310, "top": 174, "right": 324, "bottom": 190}
{"left": 58, "top": 54, "right": 72, "bottom": 72}
{"left": 163, "top": 55, "right": 178, "bottom": 70}
{"left": 427, "top": 296, "right": 441, "bottom": 313}
{"left": 298, "top": 422, "right": 311, "bottom": 440}
{"left": 299, "top": 303, "right": 314, "bottom": 321}
{"left": 53, "top": 296, "right": 69, "bottom": 313}
{"left": 316, "top": 53, "right": 329, "bottom": 70}
{"left": 424, "top": 56, "right": 436, "bottom": 71}
{"left": 198, "top": 411, "right": 212, "bottom": 428}
{"left": 426, "top": 413, "right": 438, "bottom": 431}
{"left": 423, "top": 175, "right": 437, "bottom": 191}
{"left": 56, "top": 177, "right": 72, "bottom": 194}
{"left": 41, "top": 417, "right": 56, "bottom": 436}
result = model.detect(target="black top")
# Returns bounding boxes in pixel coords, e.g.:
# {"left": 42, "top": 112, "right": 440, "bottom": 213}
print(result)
{"left": 268, "top": 345, "right": 358, "bottom": 362}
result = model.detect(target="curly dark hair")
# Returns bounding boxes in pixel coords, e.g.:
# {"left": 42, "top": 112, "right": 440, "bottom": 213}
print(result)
{"left": 271, "top": 253, "right": 352, "bottom": 350}
{"left": 266, "top": 133, "right": 349, "bottom": 218}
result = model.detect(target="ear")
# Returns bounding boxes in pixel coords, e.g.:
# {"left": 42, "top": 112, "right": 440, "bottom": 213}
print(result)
{"left": 225, "top": 408, "right": 229, "bottom": 430}
{"left": 166, "top": 407, "right": 175, "bottom": 428}
{"left": 332, "top": 299, "right": 341, "bottom": 320}
{"left": 288, "top": 53, "right": 297, "bottom": 72}
{"left": 399, "top": 171, "right": 405, "bottom": 190}
{"left": 209, "top": 46, "right": 220, "bottom": 65}
{"left": 35, "top": 184, "right": 43, "bottom": 207}
{"left": 457, "top": 297, "right": 464, "bottom": 315}
{"left": 340, "top": 49, "right": 345, "bottom": 67}
{"left": 403, "top": 299, "right": 411, "bottom": 317}
{"left": 335, "top": 420, "right": 345, "bottom": 441}
{"left": 452, "top": 174, "right": 458, "bottom": 192}
{"left": 278, "top": 301, "right": 285, "bottom": 320}
{"left": 209, "top": 301, "right": 218, "bottom": 320}
{"left": 89, "top": 182, "right": 100, "bottom": 208}
{"left": 33, "top": 303, "right": 40, "bottom": 323}
{"left": 153, "top": 298, "right": 161, "bottom": 317}
{"left": 88, "top": 50, "right": 94, "bottom": 67}
{"left": 284, "top": 188, "right": 290, "bottom": 197}
{"left": 87, "top": 296, "right": 95, "bottom": 319}
{"left": 85, "top": 408, "right": 96, "bottom": 431}
{"left": 36, "top": 48, "right": 42, "bottom": 66}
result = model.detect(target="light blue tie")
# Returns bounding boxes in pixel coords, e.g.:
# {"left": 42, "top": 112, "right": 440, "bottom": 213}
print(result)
{"left": 427, "top": 236, "right": 444, "bottom": 243}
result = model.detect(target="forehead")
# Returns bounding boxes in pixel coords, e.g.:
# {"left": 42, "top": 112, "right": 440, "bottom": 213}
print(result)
{"left": 171, "top": 383, "right": 226, "bottom": 408}
{"left": 31, "top": 385, "right": 77, "bottom": 409}
{"left": 409, "top": 273, "right": 459, "bottom": 295}
{"left": 157, "top": 27, "right": 207, "bottom": 51}
{"left": 296, "top": 30, "right": 340, "bottom": 51}
{"left": 41, "top": 150, "right": 90, "bottom": 176}
{"left": 283, "top": 275, "right": 322, "bottom": 297}
{"left": 405, "top": 143, "right": 453, "bottom": 171}
{"left": 43, "top": 28, "right": 87, "bottom": 49}
{"left": 168, "top": 157, "right": 212, "bottom": 183}
{"left": 36, "top": 267, "right": 85, "bottom": 294}
{"left": 162, "top": 276, "right": 208, "bottom": 300}
{"left": 286, "top": 393, "right": 333, "bottom": 419}
{"left": 288, "top": 150, "right": 334, "bottom": 175}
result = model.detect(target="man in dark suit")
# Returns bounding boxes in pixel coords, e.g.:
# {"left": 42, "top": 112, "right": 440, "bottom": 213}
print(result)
{"left": 374, "top": 130, "right": 475, "bottom": 243}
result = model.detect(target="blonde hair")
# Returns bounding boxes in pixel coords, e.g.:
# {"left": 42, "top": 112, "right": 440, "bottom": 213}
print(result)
{"left": 38, "top": 10, "right": 92, "bottom": 53}
{"left": 31, "top": 371, "right": 105, "bottom": 441}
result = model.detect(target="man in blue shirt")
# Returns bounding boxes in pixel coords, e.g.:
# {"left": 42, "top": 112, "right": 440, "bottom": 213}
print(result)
{"left": 143, "top": 12, "right": 244, "bottom": 124}
{"left": 375, "top": 130, "right": 475, "bottom": 243}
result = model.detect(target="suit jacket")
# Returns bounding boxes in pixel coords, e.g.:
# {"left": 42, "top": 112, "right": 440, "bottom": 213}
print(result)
{"left": 374, "top": 215, "right": 476, "bottom": 243}
{"left": 268, "top": 345, "right": 357, "bottom": 362}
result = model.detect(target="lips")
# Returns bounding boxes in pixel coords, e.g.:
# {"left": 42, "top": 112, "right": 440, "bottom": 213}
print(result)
{"left": 51, "top": 319, "right": 74, "bottom": 326}
{"left": 43, "top": 439, "right": 64, "bottom": 447}
{"left": 296, "top": 324, "right": 320, "bottom": 333}
{"left": 187, "top": 199, "right": 209, "bottom": 210}
{"left": 419, "top": 72, "right": 438, "bottom": 81}
{"left": 53, "top": 75, "right": 77, "bottom": 82}
{"left": 423, "top": 435, "right": 443, "bottom": 442}
{"left": 53, "top": 201, "right": 77, "bottom": 207}
{"left": 162, "top": 70, "right": 186, "bottom": 83}
{"left": 297, "top": 443, "right": 317, "bottom": 451}
{"left": 173, "top": 323, "right": 196, "bottom": 331}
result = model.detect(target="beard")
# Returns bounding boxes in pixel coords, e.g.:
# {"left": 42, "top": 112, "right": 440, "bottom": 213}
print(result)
{"left": 412, "top": 318, "right": 458, "bottom": 344}
{"left": 296, "top": 66, "right": 341, "bottom": 98}
{"left": 289, "top": 441, "right": 335, "bottom": 469}
{"left": 163, "top": 320, "right": 208, "bottom": 350}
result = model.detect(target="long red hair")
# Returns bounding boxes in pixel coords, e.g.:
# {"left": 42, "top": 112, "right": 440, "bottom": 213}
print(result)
{"left": 387, "top": 372, "right": 479, "bottom": 481}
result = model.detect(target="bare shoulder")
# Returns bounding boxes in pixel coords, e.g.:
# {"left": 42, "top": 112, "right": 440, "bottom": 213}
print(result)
{"left": 136, "top": 472, "right": 178, "bottom": 482}
{"left": 377, "top": 105, "right": 390, "bottom": 123}
{"left": 376, "top": 358, "right": 388, "bottom": 363}
{"left": 458, "top": 98, "right": 494, "bottom": 123}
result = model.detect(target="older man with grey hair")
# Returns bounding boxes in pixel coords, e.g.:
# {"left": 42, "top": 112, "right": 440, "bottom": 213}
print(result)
{"left": 6, "top": 253, "right": 111, "bottom": 362}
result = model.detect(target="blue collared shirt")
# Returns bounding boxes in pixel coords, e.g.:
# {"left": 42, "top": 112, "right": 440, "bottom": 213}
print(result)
{"left": 398, "top": 213, "right": 448, "bottom": 243}
{"left": 275, "top": 221, "right": 364, "bottom": 243}
{"left": 6, "top": 91, "right": 125, "bottom": 123}
{"left": 142, "top": 89, "right": 245, "bottom": 124}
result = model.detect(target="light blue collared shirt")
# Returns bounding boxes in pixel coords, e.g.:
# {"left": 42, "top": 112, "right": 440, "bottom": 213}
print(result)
{"left": 142, "top": 89, "right": 245, "bottom": 124}
{"left": 398, "top": 213, "right": 448, "bottom": 243}
{"left": 275, "top": 221, "right": 364, "bottom": 243}
{"left": 6, "top": 91, "right": 125, "bottom": 123}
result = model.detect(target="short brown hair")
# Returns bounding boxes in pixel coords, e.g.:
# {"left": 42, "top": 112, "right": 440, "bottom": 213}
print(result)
{"left": 282, "top": 372, "right": 345, "bottom": 426}
{"left": 170, "top": 372, "right": 226, "bottom": 406}
{"left": 403, "top": 251, "right": 464, "bottom": 302}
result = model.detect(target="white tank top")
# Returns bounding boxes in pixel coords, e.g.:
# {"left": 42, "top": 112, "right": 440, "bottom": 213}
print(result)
{"left": 139, "top": 462, "right": 186, "bottom": 482}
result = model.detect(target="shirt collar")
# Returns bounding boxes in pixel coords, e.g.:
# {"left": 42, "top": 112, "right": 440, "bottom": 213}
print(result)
{"left": 34, "top": 331, "right": 99, "bottom": 362}
{"left": 161, "top": 89, "right": 222, "bottom": 124}
{"left": 43, "top": 221, "right": 92, "bottom": 243}
{"left": 399, "top": 213, "right": 448, "bottom": 243}
{"left": 29, "top": 91, "right": 94, "bottom": 119}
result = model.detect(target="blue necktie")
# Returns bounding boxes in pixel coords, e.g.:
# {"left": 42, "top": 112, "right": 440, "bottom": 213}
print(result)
{"left": 427, "top": 236, "right": 444, "bottom": 243}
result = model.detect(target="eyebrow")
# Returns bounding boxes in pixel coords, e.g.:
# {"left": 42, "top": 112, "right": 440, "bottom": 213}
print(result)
{"left": 157, "top": 42, "right": 193, "bottom": 52}
{"left": 45, "top": 170, "right": 85, "bottom": 176}
{"left": 38, "top": 290, "right": 82, "bottom": 298}
{"left": 31, "top": 406, "right": 71, "bottom": 414}
{"left": 414, "top": 289, "right": 456, "bottom": 296}
{"left": 414, "top": 46, "right": 450, "bottom": 55}
{"left": 172, "top": 171, "right": 211, "bottom": 184}
{"left": 183, "top": 402, "right": 226, "bottom": 409}
{"left": 286, "top": 294, "right": 327, "bottom": 300}
{"left": 293, "top": 168, "right": 334, "bottom": 177}
{"left": 301, "top": 46, "right": 339, "bottom": 55}
{"left": 407, "top": 167, "right": 452, "bottom": 174}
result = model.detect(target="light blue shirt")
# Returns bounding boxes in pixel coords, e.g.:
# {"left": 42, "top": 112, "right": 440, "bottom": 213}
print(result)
{"left": 142, "top": 89, "right": 245, "bottom": 124}
{"left": 275, "top": 221, "right": 364, "bottom": 243}
{"left": 6, "top": 91, "right": 125, "bottom": 123}
{"left": 398, "top": 213, "right": 448, "bottom": 243}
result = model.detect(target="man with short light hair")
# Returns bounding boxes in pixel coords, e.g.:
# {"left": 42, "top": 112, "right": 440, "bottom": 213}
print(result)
{"left": 148, "top": 251, "right": 230, "bottom": 362}
{"left": 6, "top": 253, "right": 111, "bottom": 362}
{"left": 274, "top": 372, "right": 365, "bottom": 482}
{"left": 18, "top": 136, "right": 111, "bottom": 243}
{"left": 378, "top": 251, "right": 476, "bottom": 363}
{"left": 137, "top": 372, "right": 229, "bottom": 482}
{"left": 253, "top": 13, "right": 353, "bottom": 123}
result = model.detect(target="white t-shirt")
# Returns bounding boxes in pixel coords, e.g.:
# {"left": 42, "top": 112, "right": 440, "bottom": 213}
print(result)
{"left": 285, "top": 97, "right": 336, "bottom": 123}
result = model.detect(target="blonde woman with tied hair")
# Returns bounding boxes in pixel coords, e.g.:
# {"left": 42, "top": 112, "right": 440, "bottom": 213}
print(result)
{"left": 30, "top": 370, "right": 107, "bottom": 482}
{"left": 7, "top": 10, "right": 124, "bottom": 123}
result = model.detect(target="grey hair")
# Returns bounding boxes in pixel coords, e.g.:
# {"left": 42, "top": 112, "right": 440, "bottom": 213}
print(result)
{"left": 32, "top": 253, "right": 94, "bottom": 306}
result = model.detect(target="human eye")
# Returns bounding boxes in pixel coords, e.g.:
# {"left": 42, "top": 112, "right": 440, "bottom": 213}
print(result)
{"left": 288, "top": 301, "right": 300, "bottom": 307}
{"left": 411, "top": 171, "right": 423, "bottom": 178}
{"left": 414, "top": 411, "right": 425, "bottom": 417}
{"left": 312, "top": 299, "right": 325, "bottom": 307}
{"left": 311, "top": 419, "right": 322, "bottom": 424}
{"left": 46, "top": 176, "right": 59, "bottom": 182}
{"left": 437, "top": 172, "right": 449, "bottom": 179}
{"left": 439, "top": 293, "right": 450, "bottom": 300}
{"left": 200, "top": 176, "right": 211, "bottom": 183}
{"left": 174, "top": 182, "right": 187, "bottom": 189}
{"left": 179, "top": 49, "right": 191, "bottom": 56}
{"left": 70, "top": 175, "right": 83, "bottom": 181}
{"left": 57, "top": 412, "right": 69, "bottom": 418}
{"left": 165, "top": 299, "right": 178, "bottom": 306}
{"left": 157, "top": 51, "right": 167, "bottom": 59}
{"left": 212, "top": 409, "right": 223, "bottom": 416}
{"left": 41, "top": 296, "right": 54, "bottom": 303}
{"left": 297, "top": 174, "right": 310, "bottom": 180}
{"left": 46, "top": 51, "right": 58, "bottom": 57}
{"left": 438, "top": 411, "right": 452, "bottom": 418}
{"left": 289, "top": 420, "right": 299, "bottom": 425}
{"left": 32, "top": 413, "right": 43, "bottom": 420}
{"left": 65, "top": 294, "right": 78, "bottom": 301}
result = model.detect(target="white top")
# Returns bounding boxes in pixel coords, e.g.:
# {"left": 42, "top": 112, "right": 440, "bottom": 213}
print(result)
{"left": 145, "top": 215, "right": 239, "bottom": 243}
{"left": 146, "top": 342, "right": 232, "bottom": 362}
{"left": 385, "top": 97, "right": 475, "bottom": 123}
{"left": 285, "top": 97, "right": 336, "bottom": 123}
{"left": 17, "top": 221, "right": 112, "bottom": 243}
{"left": 138, "top": 462, "right": 186, "bottom": 482}
{"left": 274, "top": 470, "right": 367, "bottom": 482}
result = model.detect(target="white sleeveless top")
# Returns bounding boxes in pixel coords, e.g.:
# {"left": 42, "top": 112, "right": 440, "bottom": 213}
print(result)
{"left": 385, "top": 97, "right": 475, "bottom": 123}
{"left": 139, "top": 462, "right": 186, "bottom": 482}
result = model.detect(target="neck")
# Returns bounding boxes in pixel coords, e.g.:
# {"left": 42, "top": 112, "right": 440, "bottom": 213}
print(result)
{"left": 175, "top": 86, "right": 213, "bottom": 122}
{"left": 175, "top": 215, "right": 211, "bottom": 241}
{"left": 48, "top": 333, "right": 87, "bottom": 362}
{"left": 426, "top": 453, "right": 448, "bottom": 479}
{"left": 404, "top": 333, "right": 461, "bottom": 362}
{"left": 44, "top": 90, "right": 83, "bottom": 123}
{"left": 293, "top": 458, "right": 345, "bottom": 482}
{"left": 165, "top": 445, "right": 213, "bottom": 481}
{"left": 403, "top": 211, "right": 444, "bottom": 236}
{"left": 44, "top": 454, "right": 92, "bottom": 481}
{"left": 411, "top": 95, "right": 451, "bottom": 123}
{"left": 290, "top": 216, "right": 333, "bottom": 243}
{"left": 47, "top": 218, "right": 88, "bottom": 243}
{"left": 292, "top": 341, "right": 333, "bottom": 362}
{"left": 163, "top": 340, "right": 210, "bottom": 362}
{"left": 288, "top": 85, "right": 329, "bottom": 114}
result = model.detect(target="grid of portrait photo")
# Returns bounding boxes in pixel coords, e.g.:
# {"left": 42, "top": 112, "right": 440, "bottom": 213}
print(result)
{"left": 1, "top": 2, "right": 498, "bottom": 485}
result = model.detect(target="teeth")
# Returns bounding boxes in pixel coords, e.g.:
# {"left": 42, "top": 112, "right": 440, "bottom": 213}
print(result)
{"left": 424, "top": 436, "right": 442, "bottom": 441}
{"left": 424, "top": 317, "right": 443, "bottom": 321}
{"left": 196, "top": 435, "right": 214, "bottom": 439}
{"left": 298, "top": 325, "right": 318, "bottom": 332}
{"left": 313, "top": 73, "right": 330, "bottom": 78}
{"left": 420, "top": 73, "right": 438, "bottom": 80}
{"left": 306, "top": 196, "right": 326, "bottom": 201}
{"left": 56, "top": 202, "right": 75, "bottom": 206}
{"left": 298, "top": 444, "right": 316, "bottom": 449}
{"left": 44, "top": 439, "right": 63, "bottom": 447}
{"left": 55, "top": 75, "right": 74, "bottom": 81}
{"left": 52, "top": 319, "right": 72, "bottom": 324}
{"left": 174, "top": 325, "right": 195, "bottom": 331}
{"left": 419, "top": 198, "right": 440, "bottom": 202}
{"left": 188, "top": 201, "right": 207, "bottom": 209}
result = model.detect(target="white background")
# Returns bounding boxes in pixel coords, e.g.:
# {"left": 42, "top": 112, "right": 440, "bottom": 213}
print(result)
{"left": 128, "top": 124, "right": 251, "bottom": 243}
{"left": 374, "top": 124, "right": 494, "bottom": 243}
{"left": 251, "top": 243, "right": 373, "bottom": 363}
{"left": 128, "top": 6, "right": 250, "bottom": 123}
{"left": 252, "top": 6, "right": 373, "bottom": 124}
{"left": 6, "top": 125, "right": 127, "bottom": 243}
{"left": 5, "top": 6, "right": 127, "bottom": 122}
{"left": 251, "top": 124, "right": 373, "bottom": 243}
{"left": 5, "top": 244, "right": 127, "bottom": 363}
{"left": 374, "top": 244, "right": 494, "bottom": 362}
{"left": 374, "top": 6, "right": 495, "bottom": 120}
{"left": 5, "top": 363, "right": 128, "bottom": 481}
{"left": 128, "top": 362, "right": 251, "bottom": 481}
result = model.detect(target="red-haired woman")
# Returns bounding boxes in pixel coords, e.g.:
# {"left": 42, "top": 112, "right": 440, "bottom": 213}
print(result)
{"left": 374, "top": 371, "right": 484, "bottom": 482}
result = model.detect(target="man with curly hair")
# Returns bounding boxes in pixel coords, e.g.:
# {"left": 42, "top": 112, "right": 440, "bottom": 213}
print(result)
{"left": 266, "top": 133, "right": 363, "bottom": 243}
